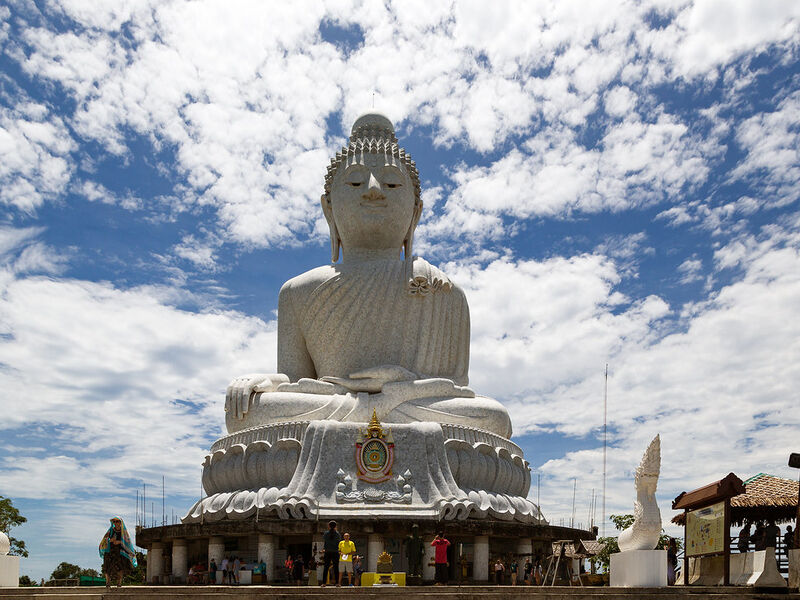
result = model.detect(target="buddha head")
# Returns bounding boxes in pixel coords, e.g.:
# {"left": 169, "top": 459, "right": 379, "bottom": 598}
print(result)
{"left": 322, "top": 113, "right": 422, "bottom": 261}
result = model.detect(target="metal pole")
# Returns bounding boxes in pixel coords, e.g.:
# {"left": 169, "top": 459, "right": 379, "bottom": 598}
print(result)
{"left": 538, "top": 473, "right": 541, "bottom": 519}
{"left": 789, "top": 453, "right": 800, "bottom": 547}
{"left": 162, "top": 475, "right": 165, "bottom": 526}
{"left": 571, "top": 478, "right": 577, "bottom": 528}
{"left": 602, "top": 363, "right": 608, "bottom": 537}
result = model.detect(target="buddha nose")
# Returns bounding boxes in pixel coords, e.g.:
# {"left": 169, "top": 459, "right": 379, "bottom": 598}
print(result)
{"left": 363, "top": 173, "right": 384, "bottom": 199}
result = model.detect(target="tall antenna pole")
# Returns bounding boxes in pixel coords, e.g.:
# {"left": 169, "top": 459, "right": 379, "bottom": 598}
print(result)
{"left": 602, "top": 363, "right": 608, "bottom": 537}
{"left": 135, "top": 489, "right": 139, "bottom": 528}
{"left": 571, "top": 478, "right": 577, "bottom": 528}
{"left": 162, "top": 475, "right": 165, "bottom": 526}
{"left": 537, "top": 473, "right": 541, "bottom": 520}
{"left": 143, "top": 483, "right": 146, "bottom": 528}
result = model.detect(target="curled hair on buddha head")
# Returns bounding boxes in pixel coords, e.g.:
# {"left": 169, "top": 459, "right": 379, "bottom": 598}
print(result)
{"left": 322, "top": 113, "right": 423, "bottom": 262}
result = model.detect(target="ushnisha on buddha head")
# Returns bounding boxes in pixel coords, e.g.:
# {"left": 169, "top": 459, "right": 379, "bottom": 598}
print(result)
{"left": 322, "top": 113, "right": 422, "bottom": 262}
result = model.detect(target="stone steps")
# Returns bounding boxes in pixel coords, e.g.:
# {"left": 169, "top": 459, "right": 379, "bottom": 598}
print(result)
{"left": 0, "top": 587, "right": 798, "bottom": 600}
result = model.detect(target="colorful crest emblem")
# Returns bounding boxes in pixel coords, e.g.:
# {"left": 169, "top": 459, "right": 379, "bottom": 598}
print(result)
{"left": 356, "top": 410, "right": 394, "bottom": 483}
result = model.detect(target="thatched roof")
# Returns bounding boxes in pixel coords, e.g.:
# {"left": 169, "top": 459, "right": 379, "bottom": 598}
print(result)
{"left": 672, "top": 473, "right": 799, "bottom": 526}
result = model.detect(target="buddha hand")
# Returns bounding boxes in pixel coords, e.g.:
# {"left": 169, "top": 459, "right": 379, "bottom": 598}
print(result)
{"left": 225, "top": 373, "right": 290, "bottom": 419}
{"left": 320, "top": 364, "right": 417, "bottom": 393}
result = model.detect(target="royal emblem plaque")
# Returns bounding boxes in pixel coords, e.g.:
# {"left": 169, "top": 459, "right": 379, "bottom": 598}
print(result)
{"left": 356, "top": 410, "right": 395, "bottom": 483}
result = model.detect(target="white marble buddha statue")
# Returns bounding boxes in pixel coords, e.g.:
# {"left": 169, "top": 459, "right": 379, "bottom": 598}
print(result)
{"left": 225, "top": 113, "right": 512, "bottom": 438}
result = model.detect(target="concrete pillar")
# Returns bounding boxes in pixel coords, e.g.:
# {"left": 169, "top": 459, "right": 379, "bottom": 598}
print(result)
{"left": 208, "top": 536, "right": 225, "bottom": 563}
{"left": 789, "top": 549, "right": 799, "bottom": 590}
{"left": 517, "top": 538, "right": 532, "bottom": 557}
{"left": 257, "top": 534, "right": 275, "bottom": 582}
{"left": 367, "top": 534, "right": 383, "bottom": 573}
{"left": 313, "top": 533, "right": 324, "bottom": 580}
{"left": 473, "top": 535, "right": 489, "bottom": 582}
{"left": 422, "top": 537, "right": 435, "bottom": 581}
{"left": 208, "top": 536, "right": 224, "bottom": 583}
{"left": 171, "top": 539, "right": 188, "bottom": 583}
{"left": 147, "top": 542, "right": 163, "bottom": 583}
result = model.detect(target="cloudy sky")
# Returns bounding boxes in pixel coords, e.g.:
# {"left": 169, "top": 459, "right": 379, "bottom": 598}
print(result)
{"left": 1, "top": 0, "right": 799, "bottom": 581}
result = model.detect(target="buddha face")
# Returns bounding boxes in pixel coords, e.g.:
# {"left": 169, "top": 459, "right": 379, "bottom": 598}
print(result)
{"left": 328, "top": 153, "right": 417, "bottom": 253}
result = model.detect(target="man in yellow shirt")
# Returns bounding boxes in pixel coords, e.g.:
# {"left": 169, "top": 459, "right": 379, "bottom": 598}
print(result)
{"left": 338, "top": 532, "right": 357, "bottom": 586}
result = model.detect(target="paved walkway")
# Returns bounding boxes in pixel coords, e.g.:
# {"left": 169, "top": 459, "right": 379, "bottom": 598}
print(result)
{"left": 1, "top": 586, "right": 799, "bottom": 600}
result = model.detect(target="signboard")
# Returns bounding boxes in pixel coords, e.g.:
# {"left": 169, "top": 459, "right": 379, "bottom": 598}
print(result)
{"left": 686, "top": 500, "right": 725, "bottom": 557}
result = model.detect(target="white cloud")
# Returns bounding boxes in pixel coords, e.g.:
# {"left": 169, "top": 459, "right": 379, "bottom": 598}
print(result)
{"left": 425, "top": 113, "right": 716, "bottom": 244}
{"left": 677, "top": 256, "right": 703, "bottom": 283}
{"left": 646, "top": 0, "right": 800, "bottom": 80}
{"left": 0, "top": 92, "right": 75, "bottom": 214}
{"left": 7, "top": 0, "right": 796, "bottom": 247}
{"left": 604, "top": 85, "right": 638, "bottom": 118}
{"left": 0, "top": 228, "right": 277, "bottom": 500}
{"left": 731, "top": 91, "right": 800, "bottom": 207}
{"left": 0, "top": 225, "right": 68, "bottom": 275}
{"left": 172, "top": 234, "right": 218, "bottom": 270}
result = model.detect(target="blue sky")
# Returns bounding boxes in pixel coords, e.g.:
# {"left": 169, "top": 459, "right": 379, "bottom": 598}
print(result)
{"left": 1, "top": 0, "right": 799, "bottom": 582}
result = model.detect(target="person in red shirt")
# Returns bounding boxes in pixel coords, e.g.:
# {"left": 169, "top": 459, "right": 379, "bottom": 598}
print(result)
{"left": 431, "top": 531, "right": 450, "bottom": 586}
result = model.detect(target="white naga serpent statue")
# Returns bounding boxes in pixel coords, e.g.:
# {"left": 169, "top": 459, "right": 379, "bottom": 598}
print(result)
{"left": 618, "top": 434, "right": 662, "bottom": 552}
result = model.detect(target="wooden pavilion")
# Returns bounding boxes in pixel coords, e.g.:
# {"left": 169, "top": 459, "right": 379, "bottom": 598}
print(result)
{"left": 672, "top": 473, "right": 799, "bottom": 527}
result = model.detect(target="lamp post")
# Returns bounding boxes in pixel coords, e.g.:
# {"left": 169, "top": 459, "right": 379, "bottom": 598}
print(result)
{"left": 789, "top": 453, "right": 800, "bottom": 548}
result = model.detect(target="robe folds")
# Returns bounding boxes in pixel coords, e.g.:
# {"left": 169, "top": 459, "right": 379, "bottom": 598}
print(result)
{"left": 298, "top": 257, "right": 470, "bottom": 384}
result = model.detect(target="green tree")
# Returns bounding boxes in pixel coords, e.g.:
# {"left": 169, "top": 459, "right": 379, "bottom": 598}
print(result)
{"left": 49, "top": 563, "right": 102, "bottom": 582}
{"left": 594, "top": 514, "right": 681, "bottom": 569}
{"left": 18, "top": 575, "right": 33, "bottom": 586}
{"left": 123, "top": 552, "right": 147, "bottom": 585}
{"left": 0, "top": 496, "right": 28, "bottom": 557}
{"left": 50, "top": 562, "right": 82, "bottom": 581}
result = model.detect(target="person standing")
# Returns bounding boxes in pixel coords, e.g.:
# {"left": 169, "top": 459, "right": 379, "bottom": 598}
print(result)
{"left": 431, "top": 531, "right": 450, "bottom": 586}
{"left": 737, "top": 522, "right": 751, "bottom": 553}
{"left": 306, "top": 552, "right": 318, "bottom": 586}
{"left": 98, "top": 517, "right": 137, "bottom": 589}
{"left": 321, "top": 520, "right": 341, "bottom": 586}
{"left": 292, "top": 554, "right": 305, "bottom": 585}
{"left": 493, "top": 558, "right": 505, "bottom": 585}
{"left": 784, "top": 525, "right": 795, "bottom": 555}
{"left": 764, "top": 520, "right": 780, "bottom": 549}
{"left": 338, "top": 533, "right": 356, "bottom": 587}
{"left": 232, "top": 556, "right": 241, "bottom": 585}
{"left": 509, "top": 558, "right": 518, "bottom": 585}
{"left": 523, "top": 558, "right": 532, "bottom": 585}
{"left": 667, "top": 538, "right": 678, "bottom": 585}
{"left": 220, "top": 556, "right": 229, "bottom": 585}
{"left": 753, "top": 522, "right": 766, "bottom": 551}
{"left": 353, "top": 555, "right": 363, "bottom": 586}
{"left": 209, "top": 558, "right": 217, "bottom": 585}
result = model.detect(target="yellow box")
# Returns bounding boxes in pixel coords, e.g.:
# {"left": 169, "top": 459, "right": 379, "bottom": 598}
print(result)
{"left": 360, "top": 572, "right": 406, "bottom": 586}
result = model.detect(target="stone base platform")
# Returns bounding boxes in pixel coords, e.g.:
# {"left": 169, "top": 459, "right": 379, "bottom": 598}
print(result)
{"left": 1, "top": 586, "right": 798, "bottom": 600}
{"left": 136, "top": 517, "right": 592, "bottom": 584}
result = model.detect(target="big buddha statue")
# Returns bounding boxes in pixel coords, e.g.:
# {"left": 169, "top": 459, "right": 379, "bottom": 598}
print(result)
{"left": 224, "top": 113, "right": 512, "bottom": 439}
{"left": 183, "top": 114, "right": 541, "bottom": 526}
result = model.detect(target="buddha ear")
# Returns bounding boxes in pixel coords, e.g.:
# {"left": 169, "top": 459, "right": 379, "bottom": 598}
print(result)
{"left": 403, "top": 200, "right": 423, "bottom": 260}
{"left": 321, "top": 194, "right": 340, "bottom": 263}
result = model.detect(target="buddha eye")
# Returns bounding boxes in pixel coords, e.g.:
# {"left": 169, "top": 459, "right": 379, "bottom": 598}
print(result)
{"left": 385, "top": 183, "right": 401, "bottom": 189}
{"left": 348, "top": 182, "right": 363, "bottom": 187}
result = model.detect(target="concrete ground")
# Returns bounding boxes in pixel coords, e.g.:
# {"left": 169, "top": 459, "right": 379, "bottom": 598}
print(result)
{"left": 0, "top": 586, "right": 798, "bottom": 600}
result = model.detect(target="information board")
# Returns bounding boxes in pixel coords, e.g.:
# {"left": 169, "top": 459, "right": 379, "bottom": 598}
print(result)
{"left": 686, "top": 500, "right": 725, "bottom": 556}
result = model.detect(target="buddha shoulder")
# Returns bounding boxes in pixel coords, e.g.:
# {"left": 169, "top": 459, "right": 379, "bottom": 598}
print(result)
{"left": 409, "top": 256, "right": 460, "bottom": 295}
{"left": 278, "top": 265, "right": 338, "bottom": 307}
